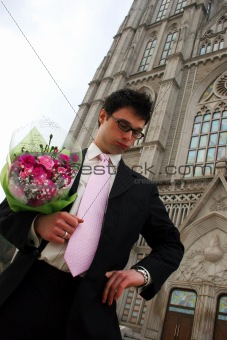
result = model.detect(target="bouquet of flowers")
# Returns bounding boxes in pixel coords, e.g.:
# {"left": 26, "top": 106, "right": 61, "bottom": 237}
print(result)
{"left": 0, "top": 117, "right": 82, "bottom": 214}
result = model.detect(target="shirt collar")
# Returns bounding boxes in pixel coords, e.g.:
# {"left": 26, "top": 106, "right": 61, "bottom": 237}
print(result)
{"left": 87, "top": 143, "right": 121, "bottom": 167}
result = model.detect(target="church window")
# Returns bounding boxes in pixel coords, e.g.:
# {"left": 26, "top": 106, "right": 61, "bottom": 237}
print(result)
{"left": 138, "top": 38, "right": 157, "bottom": 72}
{"left": 156, "top": 0, "right": 170, "bottom": 22}
{"left": 120, "top": 287, "right": 147, "bottom": 325}
{"left": 213, "top": 40, "right": 219, "bottom": 51}
{"left": 207, "top": 0, "right": 211, "bottom": 15}
{"left": 206, "top": 43, "right": 212, "bottom": 53}
{"left": 200, "top": 36, "right": 224, "bottom": 55}
{"left": 175, "top": 0, "right": 187, "bottom": 14}
{"left": 220, "top": 38, "right": 224, "bottom": 49}
{"left": 213, "top": 295, "right": 227, "bottom": 339}
{"left": 159, "top": 31, "right": 178, "bottom": 65}
{"left": 200, "top": 42, "right": 211, "bottom": 54}
{"left": 217, "top": 16, "right": 227, "bottom": 32}
{"left": 169, "top": 289, "right": 197, "bottom": 312}
{"left": 186, "top": 106, "right": 227, "bottom": 176}
{"left": 200, "top": 44, "right": 206, "bottom": 55}
{"left": 213, "top": 37, "right": 224, "bottom": 51}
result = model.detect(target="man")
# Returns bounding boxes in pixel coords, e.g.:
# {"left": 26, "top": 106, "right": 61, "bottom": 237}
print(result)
{"left": 0, "top": 88, "right": 184, "bottom": 339}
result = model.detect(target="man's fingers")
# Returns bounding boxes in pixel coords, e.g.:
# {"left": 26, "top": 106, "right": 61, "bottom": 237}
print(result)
{"left": 105, "top": 271, "right": 114, "bottom": 278}
{"left": 102, "top": 271, "right": 127, "bottom": 305}
{"left": 102, "top": 270, "right": 146, "bottom": 305}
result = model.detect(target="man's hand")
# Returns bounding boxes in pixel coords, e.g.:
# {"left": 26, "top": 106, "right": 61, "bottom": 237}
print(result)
{"left": 34, "top": 211, "right": 83, "bottom": 244}
{"left": 102, "top": 269, "right": 145, "bottom": 306}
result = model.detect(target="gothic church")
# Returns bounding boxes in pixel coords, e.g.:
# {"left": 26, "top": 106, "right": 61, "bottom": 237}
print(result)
{"left": 69, "top": 0, "right": 227, "bottom": 339}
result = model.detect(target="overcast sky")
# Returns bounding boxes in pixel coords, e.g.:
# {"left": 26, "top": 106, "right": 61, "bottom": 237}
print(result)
{"left": 0, "top": 0, "right": 133, "bottom": 200}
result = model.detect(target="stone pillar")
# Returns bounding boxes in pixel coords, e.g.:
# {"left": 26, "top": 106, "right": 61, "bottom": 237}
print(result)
{"left": 77, "top": 100, "right": 103, "bottom": 147}
{"left": 192, "top": 283, "right": 216, "bottom": 340}
{"left": 142, "top": 284, "right": 169, "bottom": 340}
{"left": 215, "top": 160, "right": 227, "bottom": 176}
{"left": 69, "top": 104, "right": 90, "bottom": 140}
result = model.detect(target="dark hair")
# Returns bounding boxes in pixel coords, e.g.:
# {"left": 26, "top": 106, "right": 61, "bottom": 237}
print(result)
{"left": 101, "top": 88, "right": 153, "bottom": 125}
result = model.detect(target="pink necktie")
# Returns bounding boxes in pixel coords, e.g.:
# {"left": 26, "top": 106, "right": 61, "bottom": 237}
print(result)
{"left": 64, "top": 153, "right": 110, "bottom": 276}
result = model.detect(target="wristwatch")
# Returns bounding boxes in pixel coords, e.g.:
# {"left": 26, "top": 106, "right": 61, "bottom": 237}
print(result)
{"left": 132, "top": 266, "right": 149, "bottom": 287}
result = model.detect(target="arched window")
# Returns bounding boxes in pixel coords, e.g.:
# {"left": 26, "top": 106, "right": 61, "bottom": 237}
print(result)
{"left": 159, "top": 31, "right": 178, "bottom": 65}
{"left": 213, "top": 37, "right": 224, "bottom": 52}
{"left": 156, "top": 0, "right": 170, "bottom": 22}
{"left": 186, "top": 107, "right": 227, "bottom": 177}
{"left": 200, "top": 36, "right": 224, "bottom": 55}
{"left": 200, "top": 44, "right": 206, "bottom": 55}
{"left": 200, "top": 41, "right": 212, "bottom": 55}
{"left": 213, "top": 295, "right": 227, "bottom": 339}
{"left": 162, "top": 289, "right": 197, "bottom": 340}
{"left": 175, "top": 0, "right": 187, "bottom": 14}
{"left": 206, "top": 42, "right": 212, "bottom": 53}
{"left": 138, "top": 38, "right": 157, "bottom": 72}
{"left": 213, "top": 40, "right": 219, "bottom": 52}
{"left": 217, "top": 16, "right": 227, "bottom": 32}
{"left": 220, "top": 38, "right": 224, "bottom": 49}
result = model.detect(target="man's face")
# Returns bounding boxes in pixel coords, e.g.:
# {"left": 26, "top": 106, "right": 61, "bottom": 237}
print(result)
{"left": 95, "top": 107, "right": 146, "bottom": 154}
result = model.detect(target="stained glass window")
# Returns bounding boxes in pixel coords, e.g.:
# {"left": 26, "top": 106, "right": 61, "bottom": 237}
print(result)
{"left": 217, "top": 296, "right": 227, "bottom": 321}
{"left": 168, "top": 289, "right": 197, "bottom": 315}
{"left": 138, "top": 38, "right": 157, "bottom": 72}
{"left": 200, "top": 83, "right": 213, "bottom": 102}
{"left": 156, "top": 0, "right": 170, "bottom": 22}
{"left": 186, "top": 106, "right": 227, "bottom": 177}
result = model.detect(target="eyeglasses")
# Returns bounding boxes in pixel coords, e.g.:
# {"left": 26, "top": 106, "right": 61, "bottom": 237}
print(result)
{"left": 110, "top": 115, "right": 145, "bottom": 140}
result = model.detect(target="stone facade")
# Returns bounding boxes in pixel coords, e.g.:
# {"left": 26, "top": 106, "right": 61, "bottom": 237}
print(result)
{"left": 69, "top": 0, "right": 227, "bottom": 339}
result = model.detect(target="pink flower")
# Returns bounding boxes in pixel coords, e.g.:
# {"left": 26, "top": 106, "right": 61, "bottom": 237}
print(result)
{"left": 19, "top": 168, "right": 32, "bottom": 179}
{"left": 58, "top": 153, "right": 70, "bottom": 163}
{"left": 38, "top": 155, "right": 54, "bottom": 170}
{"left": 57, "top": 167, "right": 67, "bottom": 174}
{"left": 71, "top": 153, "right": 80, "bottom": 163}
{"left": 19, "top": 154, "right": 36, "bottom": 167}
{"left": 62, "top": 174, "right": 72, "bottom": 185}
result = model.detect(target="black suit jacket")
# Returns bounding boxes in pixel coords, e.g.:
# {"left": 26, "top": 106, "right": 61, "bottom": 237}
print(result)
{"left": 0, "top": 155, "right": 184, "bottom": 339}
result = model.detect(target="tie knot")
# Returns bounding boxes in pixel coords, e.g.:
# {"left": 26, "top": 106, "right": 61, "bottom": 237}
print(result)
{"left": 99, "top": 153, "right": 109, "bottom": 163}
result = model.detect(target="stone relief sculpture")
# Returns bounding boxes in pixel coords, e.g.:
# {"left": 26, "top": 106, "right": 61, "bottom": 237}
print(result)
{"left": 174, "top": 234, "right": 227, "bottom": 285}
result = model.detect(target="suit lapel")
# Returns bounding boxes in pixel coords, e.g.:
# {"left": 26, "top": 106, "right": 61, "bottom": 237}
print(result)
{"left": 109, "top": 159, "right": 135, "bottom": 199}
{"left": 69, "top": 148, "right": 87, "bottom": 196}
{"left": 70, "top": 151, "right": 135, "bottom": 199}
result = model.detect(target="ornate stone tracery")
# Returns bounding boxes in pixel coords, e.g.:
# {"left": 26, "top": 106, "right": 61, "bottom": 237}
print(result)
{"left": 174, "top": 233, "right": 227, "bottom": 285}
{"left": 210, "top": 195, "right": 227, "bottom": 211}
{"left": 214, "top": 72, "right": 227, "bottom": 97}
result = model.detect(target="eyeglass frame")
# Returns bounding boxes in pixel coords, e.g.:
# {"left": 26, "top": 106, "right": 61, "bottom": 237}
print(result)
{"left": 109, "top": 114, "right": 145, "bottom": 140}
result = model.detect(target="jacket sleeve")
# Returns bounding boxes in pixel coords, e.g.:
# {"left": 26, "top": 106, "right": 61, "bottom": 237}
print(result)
{"left": 0, "top": 198, "right": 39, "bottom": 252}
{"left": 133, "top": 185, "right": 184, "bottom": 300}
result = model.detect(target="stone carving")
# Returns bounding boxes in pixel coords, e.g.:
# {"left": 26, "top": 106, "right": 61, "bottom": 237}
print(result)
{"left": 174, "top": 234, "right": 227, "bottom": 285}
{"left": 214, "top": 72, "right": 227, "bottom": 97}
{"left": 209, "top": 195, "right": 227, "bottom": 211}
{"left": 204, "top": 234, "right": 224, "bottom": 261}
